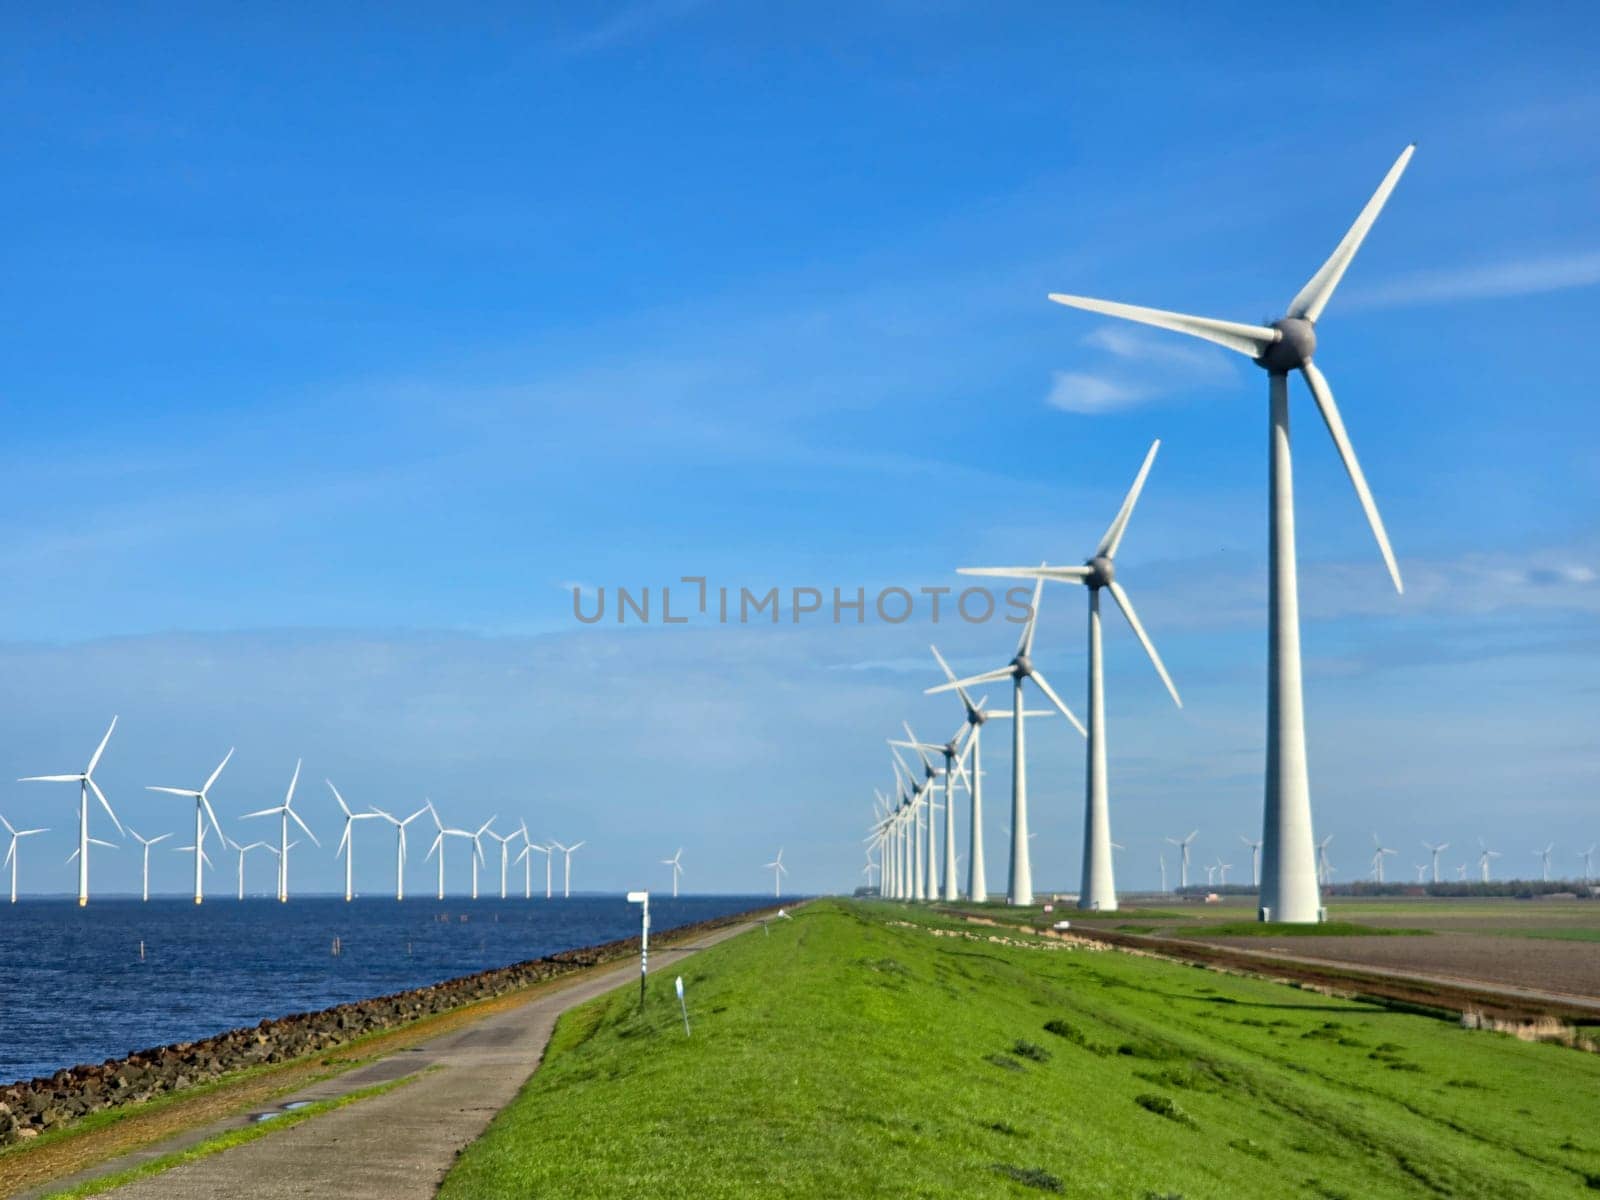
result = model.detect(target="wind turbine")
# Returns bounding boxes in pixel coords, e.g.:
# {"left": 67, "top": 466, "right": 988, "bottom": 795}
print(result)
{"left": 1478, "top": 839, "right": 1501, "bottom": 883}
{"left": 242, "top": 760, "right": 319, "bottom": 903}
{"left": 20, "top": 716, "right": 122, "bottom": 906}
{"left": 484, "top": 827, "right": 517, "bottom": 899}
{"left": 224, "top": 837, "right": 270, "bottom": 900}
{"left": 1164, "top": 831, "right": 1198, "bottom": 889}
{"left": 1157, "top": 851, "right": 1168, "bottom": 894}
{"left": 1241, "top": 836, "right": 1264, "bottom": 888}
{"left": 1216, "top": 859, "right": 1233, "bottom": 886}
{"left": 1580, "top": 845, "right": 1596, "bottom": 888}
{"left": 1203, "top": 863, "right": 1218, "bottom": 888}
{"left": 889, "top": 750, "right": 925, "bottom": 901}
{"left": 661, "top": 848, "right": 684, "bottom": 898}
{"left": 1048, "top": 146, "right": 1414, "bottom": 923}
{"left": 1455, "top": 863, "right": 1469, "bottom": 882}
{"left": 147, "top": 749, "right": 233, "bottom": 904}
{"left": 960, "top": 441, "right": 1180, "bottom": 913}
{"left": 927, "top": 576, "right": 1085, "bottom": 905}
{"left": 469, "top": 817, "right": 496, "bottom": 900}
{"left": 765, "top": 848, "right": 787, "bottom": 898}
{"left": 172, "top": 838, "right": 213, "bottom": 896}
{"left": 1534, "top": 843, "right": 1554, "bottom": 883}
{"left": 2, "top": 816, "right": 48, "bottom": 904}
{"left": 551, "top": 839, "right": 585, "bottom": 898}
{"left": 1422, "top": 840, "right": 1450, "bottom": 884}
{"left": 1316, "top": 835, "right": 1335, "bottom": 886}
{"left": 127, "top": 828, "right": 173, "bottom": 902}
{"left": 371, "top": 804, "right": 428, "bottom": 901}
{"left": 1370, "top": 834, "right": 1397, "bottom": 883}
{"left": 327, "top": 782, "right": 382, "bottom": 902}
{"left": 893, "top": 721, "right": 966, "bottom": 904}
{"left": 1413, "top": 863, "right": 1429, "bottom": 884}
{"left": 514, "top": 824, "right": 550, "bottom": 899}
{"left": 424, "top": 802, "right": 478, "bottom": 900}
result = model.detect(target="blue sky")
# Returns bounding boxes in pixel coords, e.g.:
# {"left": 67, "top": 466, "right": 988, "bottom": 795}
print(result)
{"left": 0, "top": 3, "right": 1596, "bottom": 896}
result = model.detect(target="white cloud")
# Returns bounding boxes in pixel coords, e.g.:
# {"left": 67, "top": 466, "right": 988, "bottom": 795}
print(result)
{"left": 1349, "top": 250, "right": 1600, "bottom": 310}
{"left": 1045, "top": 371, "right": 1146, "bottom": 415}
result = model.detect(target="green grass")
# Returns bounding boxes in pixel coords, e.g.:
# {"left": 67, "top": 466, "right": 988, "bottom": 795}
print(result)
{"left": 40, "top": 1070, "right": 428, "bottom": 1199}
{"left": 440, "top": 901, "right": 1600, "bottom": 1198}
{"left": 1182, "top": 921, "right": 1431, "bottom": 938}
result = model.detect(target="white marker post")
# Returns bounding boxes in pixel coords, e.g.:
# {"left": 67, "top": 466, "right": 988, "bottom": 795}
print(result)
{"left": 675, "top": 975, "right": 690, "bottom": 1037}
{"left": 627, "top": 890, "right": 650, "bottom": 1011}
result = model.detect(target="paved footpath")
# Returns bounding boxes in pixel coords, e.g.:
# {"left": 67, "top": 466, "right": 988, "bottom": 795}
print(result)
{"left": 26, "top": 922, "right": 754, "bottom": 1200}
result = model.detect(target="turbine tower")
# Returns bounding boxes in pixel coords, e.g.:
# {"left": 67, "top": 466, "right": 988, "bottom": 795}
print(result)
{"left": 371, "top": 804, "right": 428, "bottom": 901}
{"left": 765, "top": 848, "right": 787, "bottom": 898}
{"left": 1157, "top": 852, "right": 1167, "bottom": 894}
{"left": 1422, "top": 840, "right": 1449, "bottom": 884}
{"left": 242, "top": 760, "right": 318, "bottom": 903}
{"left": 1164, "top": 831, "right": 1198, "bottom": 889}
{"left": 19, "top": 716, "right": 122, "bottom": 907}
{"left": 1580, "top": 845, "right": 1596, "bottom": 888}
{"left": 469, "top": 817, "right": 497, "bottom": 900}
{"left": 927, "top": 576, "right": 1085, "bottom": 905}
{"left": 1534, "top": 843, "right": 1554, "bottom": 883}
{"left": 1048, "top": 146, "right": 1415, "bottom": 922}
{"left": 172, "top": 838, "right": 213, "bottom": 897}
{"left": 661, "top": 848, "right": 684, "bottom": 898}
{"left": 146, "top": 749, "right": 232, "bottom": 904}
{"left": 485, "top": 828, "right": 518, "bottom": 899}
{"left": 1241, "top": 836, "right": 1264, "bottom": 888}
{"left": 224, "top": 837, "right": 270, "bottom": 900}
{"left": 1370, "top": 834, "right": 1398, "bottom": 883}
{"left": 960, "top": 440, "right": 1181, "bottom": 913}
{"left": 894, "top": 721, "right": 970, "bottom": 904}
{"left": 424, "top": 803, "right": 478, "bottom": 900}
{"left": 514, "top": 824, "right": 550, "bottom": 898}
{"left": 1477, "top": 839, "right": 1501, "bottom": 883}
{"left": 3, "top": 816, "right": 48, "bottom": 904}
{"left": 128, "top": 828, "right": 173, "bottom": 902}
{"left": 329, "top": 782, "right": 382, "bottom": 902}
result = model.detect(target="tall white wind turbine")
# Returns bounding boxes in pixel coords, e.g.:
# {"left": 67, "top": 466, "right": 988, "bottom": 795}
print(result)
{"left": 128, "top": 828, "right": 173, "bottom": 902}
{"left": 1316, "top": 834, "right": 1335, "bottom": 886}
{"left": 147, "top": 749, "right": 233, "bottom": 904}
{"left": 225, "top": 837, "right": 270, "bottom": 900}
{"left": 424, "top": 802, "right": 477, "bottom": 900}
{"left": 371, "top": 804, "right": 427, "bottom": 901}
{"left": 485, "top": 828, "right": 517, "bottom": 899}
{"left": 242, "top": 760, "right": 318, "bottom": 903}
{"left": 1478, "top": 838, "right": 1501, "bottom": 883}
{"left": 1370, "top": 834, "right": 1397, "bottom": 883}
{"left": 661, "top": 848, "right": 684, "bottom": 898}
{"left": 514, "top": 823, "right": 550, "bottom": 899}
{"left": 961, "top": 440, "right": 1181, "bottom": 913}
{"left": 1164, "top": 831, "right": 1198, "bottom": 889}
{"left": 550, "top": 839, "right": 585, "bottom": 898}
{"left": 765, "top": 848, "right": 787, "bottom": 899}
{"left": 20, "top": 716, "right": 122, "bottom": 906}
{"left": 926, "top": 577, "right": 1085, "bottom": 905}
{"left": 894, "top": 719, "right": 975, "bottom": 904}
{"left": 172, "top": 838, "right": 213, "bottom": 896}
{"left": 328, "top": 782, "right": 382, "bottom": 902}
{"left": 469, "top": 817, "right": 496, "bottom": 900}
{"left": 1422, "top": 840, "right": 1449, "bottom": 884}
{"left": 1413, "top": 863, "right": 1429, "bottom": 884}
{"left": 1581, "top": 844, "right": 1596, "bottom": 888}
{"left": 1534, "top": 843, "right": 1554, "bottom": 883}
{"left": 1048, "top": 146, "right": 1415, "bottom": 923}
{"left": 3, "top": 816, "right": 48, "bottom": 904}
{"left": 1241, "top": 836, "right": 1264, "bottom": 888}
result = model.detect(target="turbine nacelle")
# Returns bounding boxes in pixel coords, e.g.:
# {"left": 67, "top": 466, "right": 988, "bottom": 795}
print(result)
{"left": 1012, "top": 653, "right": 1034, "bottom": 677}
{"left": 1254, "top": 317, "right": 1316, "bottom": 374}
{"left": 1084, "top": 555, "right": 1115, "bottom": 589}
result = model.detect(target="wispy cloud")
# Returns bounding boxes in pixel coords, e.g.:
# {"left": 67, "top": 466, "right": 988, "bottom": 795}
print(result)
{"left": 1045, "top": 325, "right": 1236, "bottom": 415}
{"left": 550, "top": 0, "right": 710, "bottom": 58}
{"left": 1349, "top": 250, "right": 1600, "bottom": 310}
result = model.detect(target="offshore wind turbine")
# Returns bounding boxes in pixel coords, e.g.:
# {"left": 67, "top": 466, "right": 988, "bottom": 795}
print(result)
{"left": 371, "top": 804, "right": 428, "bottom": 901}
{"left": 1534, "top": 843, "right": 1554, "bottom": 883}
{"left": 128, "top": 828, "right": 173, "bottom": 902}
{"left": 550, "top": 840, "right": 585, "bottom": 898}
{"left": 1422, "top": 840, "right": 1450, "bottom": 884}
{"left": 1165, "top": 831, "right": 1198, "bottom": 889}
{"left": 1048, "top": 146, "right": 1415, "bottom": 923}
{"left": 469, "top": 817, "right": 496, "bottom": 900}
{"left": 484, "top": 828, "right": 518, "bottom": 899}
{"left": 243, "top": 760, "right": 319, "bottom": 902}
{"left": 661, "top": 848, "right": 684, "bottom": 898}
{"left": 514, "top": 824, "right": 550, "bottom": 899}
{"left": 328, "top": 782, "right": 383, "bottom": 902}
{"left": 147, "top": 749, "right": 233, "bottom": 904}
{"left": 225, "top": 837, "right": 270, "bottom": 900}
{"left": 424, "top": 802, "right": 477, "bottom": 900}
{"left": 927, "top": 576, "right": 1085, "bottom": 905}
{"left": 1241, "top": 836, "right": 1264, "bottom": 888}
{"left": 765, "top": 848, "right": 787, "bottom": 898}
{"left": 1478, "top": 839, "right": 1501, "bottom": 883}
{"left": 960, "top": 440, "right": 1181, "bottom": 913}
{"left": 3, "top": 816, "right": 48, "bottom": 904}
{"left": 172, "top": 838, "right": 213, "bottom": 896}
{"left": 20, "top": 716, "right": 122, "bottom": 907}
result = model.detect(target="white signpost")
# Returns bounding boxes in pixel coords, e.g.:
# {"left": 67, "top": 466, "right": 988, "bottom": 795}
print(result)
{"left": 627, "top": 890, "right": 650, "bottom": 1011}
{"left": 675, "top": 975, "right": 691, "bottom": 1037}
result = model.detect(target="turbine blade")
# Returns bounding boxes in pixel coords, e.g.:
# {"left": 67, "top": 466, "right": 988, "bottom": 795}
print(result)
{"left": 1106, "top": 581, "right": 1182, "bottom": 708}
{"left": 925, "top": 666, "right": 1012, "bottom": 695}
{"left": 1097, "top": 439, "right": 1160, "bottom": 558}
{"left": 283, "top": 758, "right": 303, "bottom": 806}
{"left": 1026, "top": 669, "right": 1087, "bottom": 737}
{"left": 20, "top": 774, "right": 83, "bottom": 783}
{"left": 146, "top": 787, "right": 201, "bottom": 797}
{"left": 337, "top": 824, "right": 351, "bottom": 857}
{"left": 1047, "top": 293, "right": 1279, "bottom": 358}
{"left": 1299, "top": 360, "right": 1403, "bottom": 593}
{"left": 203, "top": 748, "right": 235, "bottom": 795}
{"left": 1287, "top": 144, "right": 1415, "bottom": 323}
{"left": 201, "top": 794, "right": 225, "bottom": 841}
{"left": 929, "top": 644, "right": 979, "bottom": 716}
{"left": 958, "top": 565, "right": 1092, "bottom": 583}
{"left": 290, "top": 807, "right": 321, "bottom": 847}
{"left": 328, "top": 780, "right": 351, "bottom": 816}
{"left": 88, "top": 778, "right": 125, "bottom": 836}
{"left": 1018, "top": 574, "right": 1046, "bottom": 658}
{"left": 241, "top": 806, "right": 281, "bottom": 819}
{"left": 86, "top": 716, "right": 118, "bottom": 777}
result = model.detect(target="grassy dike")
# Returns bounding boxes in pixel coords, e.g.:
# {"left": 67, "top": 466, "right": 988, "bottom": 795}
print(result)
{"left": 440, "top": 900, "right": 1600, "bottom": 1199}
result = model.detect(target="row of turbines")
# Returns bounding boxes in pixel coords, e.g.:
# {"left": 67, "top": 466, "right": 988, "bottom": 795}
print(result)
{"left": 1, "top": 718, "right": 588, "bottom": 905}
{"left": 860, "top": 144, "right": 1546, "bottom": 920}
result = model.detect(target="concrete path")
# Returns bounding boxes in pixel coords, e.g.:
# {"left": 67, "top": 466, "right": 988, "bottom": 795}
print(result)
{"left": 26, "top": 922, "right": 753, "bottom": 1200}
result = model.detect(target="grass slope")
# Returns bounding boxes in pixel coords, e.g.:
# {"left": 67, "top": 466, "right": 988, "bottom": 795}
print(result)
{"left": 441, "top": 901, "right": 1600, "bottom": 1199}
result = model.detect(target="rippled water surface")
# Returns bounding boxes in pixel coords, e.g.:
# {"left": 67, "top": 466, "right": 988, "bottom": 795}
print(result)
{"left": 0, "top": 894, "right": 769, "bottom": 1082}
